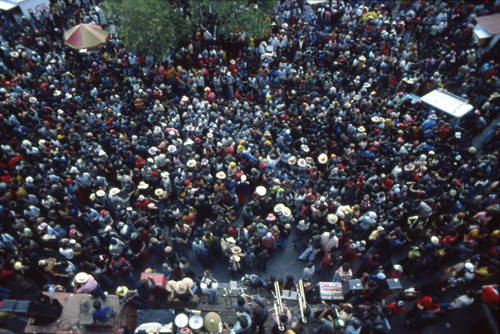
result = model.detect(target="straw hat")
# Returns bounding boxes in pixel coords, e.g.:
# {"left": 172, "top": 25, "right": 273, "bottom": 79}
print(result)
{"left": 96, "top": 190, "right": 106, "bottom": 197}
{"left": 274, "top": 203, "right": 285, "bottom": 213}
{"left": 301, "top": 144, "right": 310, "bottom": 152}
{"left": 282, "top": 207, "right": 292, "bottom": 217}
{"left": 256, "top": 186, "right": 267, "bottom": 196}
{"left": 230, "top": 254, "right": 241, "bottom": 262}
{"left": 226, "top": 237, "right": 236, "bottom": 244}
{"left": 288, "top": 156, "right": 297, "bottom": 165}
{"left": 161, "top": 171, "right": 169, "bottom": 178}
{"left": 266, "top": 213, "right": 276, "bottom": 221}
{"left": 216, "top": 171, "right": 226, "bottom": 179}
{"left": 29, "top": 96, "right": 37, "bottom": 104}
{"left": 186, "top": 159, "right": 197, "bottom": 168}
{"left": 231, "top": 246, "right": 242, "bottom": 254}
{"left": 75, "top": 272, "right": 89, "bottom": 284}
{"left": 109, "top": 187, "right": 120, "bottom": 196}
{"left": 182, "top": 277, "right": 194, "bottom": 289}
{"left": 148, "top": 147, "right": 158, "bottom": 155}
{"left": 358, "top": 126, "right": 366, "bottom": 133}
{"left": 318, "top": 153, "right": 328, "bottom": 164}
{"left": 175, "top": 281, "right": 187, "bottom": 294}
{"left": 167, "top": 145, "right": 177, "bottom": 153}
{"left": 154, "top": 188, "right": 164, "bottom": 197}
{"left": 138, "top": 181, "right": 149, "bottom": 189}
{"left": 327, "top": 214, "right": 338, "bottom": 224}
{"left": 297, "top": 158, "right": 307, "bottom": 167}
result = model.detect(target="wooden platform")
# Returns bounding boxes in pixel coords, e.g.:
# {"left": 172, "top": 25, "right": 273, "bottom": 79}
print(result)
{"left": 24, "top": 292, "right": 120, "bottom": 334}
{"left": 121, "top": 282, "right": 316, "bottom": 333}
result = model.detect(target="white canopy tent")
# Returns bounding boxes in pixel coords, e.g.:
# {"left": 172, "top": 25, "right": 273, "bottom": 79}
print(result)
{"left": 0, "top": 0, "right": 49, "bottom": 19}
{"left": 421, "top": 89, "right": 473, "bottom": 119}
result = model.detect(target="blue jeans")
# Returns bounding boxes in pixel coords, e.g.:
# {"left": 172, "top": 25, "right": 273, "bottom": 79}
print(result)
{"left": 299, "top": 246, "right": 319, "bottom": 261}
{"left": 206, "top": 292, "right": 218, "bottom": 304}
{"left": 91, "top": 283, "right": 107, "bottom": 301}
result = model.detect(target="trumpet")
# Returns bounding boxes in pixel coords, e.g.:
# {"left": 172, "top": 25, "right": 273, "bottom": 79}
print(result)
{"left": 274, "top": 281, "right": 285, "bottom": 331}
{"left": 297, "top": 279, "right": 307, "bottom": 324}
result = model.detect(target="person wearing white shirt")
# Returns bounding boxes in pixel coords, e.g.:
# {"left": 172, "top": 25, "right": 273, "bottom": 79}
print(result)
{"left": 200, "top": 270, "right": 219, "bottom": 304}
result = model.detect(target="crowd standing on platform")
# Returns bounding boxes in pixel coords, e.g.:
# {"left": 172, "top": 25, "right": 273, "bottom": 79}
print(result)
{"left": 0, "top": 0, "right": 499, "bottom": 333}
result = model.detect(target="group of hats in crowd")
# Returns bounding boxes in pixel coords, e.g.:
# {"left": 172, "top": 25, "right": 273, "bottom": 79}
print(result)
{"left": 0, "top": 0, "right": 498, "bottom": 319}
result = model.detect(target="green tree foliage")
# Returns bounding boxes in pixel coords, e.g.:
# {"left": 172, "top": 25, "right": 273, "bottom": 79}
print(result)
{"left": 104, "top": 0, "right": 191, "bottom": 58}
{"left": 187, "top": 0, "right": 277, "bottom": 41}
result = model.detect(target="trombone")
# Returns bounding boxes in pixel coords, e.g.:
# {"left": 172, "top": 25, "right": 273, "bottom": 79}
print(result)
{"left": 297, "top": 279, "right": 307, "bottom": 324}
{"left": 273, "top": 281, "right": 285, "bottom": 331}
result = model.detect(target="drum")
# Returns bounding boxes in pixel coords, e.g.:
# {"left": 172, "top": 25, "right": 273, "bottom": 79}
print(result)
{"left": 178, "top": 328, "right": 192, "bottom": 334}
{"left": 189, "top": 315, "right": 203, "bottom": 332}
{"left": 175, "top": 313, "right": 189, "bottom": 329}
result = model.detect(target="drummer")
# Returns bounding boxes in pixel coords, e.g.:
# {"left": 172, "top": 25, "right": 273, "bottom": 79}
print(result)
{"left": 223, "top": 311, "right": 252, "bottom": 334}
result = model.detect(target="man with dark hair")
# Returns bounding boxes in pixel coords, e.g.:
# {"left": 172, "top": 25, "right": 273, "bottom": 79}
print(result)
{"left": 92, "top": 301, "right": 116, "bottom": 323}
{"left": 231, "top": 296, "right": 252, "bottom": 314}
{"left": 247, "top": 295, "right": 268, "bottom": 334}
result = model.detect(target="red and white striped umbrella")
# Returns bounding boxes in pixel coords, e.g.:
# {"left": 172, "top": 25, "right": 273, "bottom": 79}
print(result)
{"left": 63, "top": 23, "right": 109, "bottom": 49}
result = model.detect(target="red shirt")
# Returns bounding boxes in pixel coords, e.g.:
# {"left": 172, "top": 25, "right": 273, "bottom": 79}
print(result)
{"left": 482, "top": 286, "right": 499, "bottom": 305}
{"left": 261, "top": 235, "right": 276, "bottom": 249}
{"left": 386, "top": 302, "right": 406, "bottom": 314}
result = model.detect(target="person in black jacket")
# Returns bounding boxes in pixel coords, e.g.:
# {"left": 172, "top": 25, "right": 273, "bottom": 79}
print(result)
{"left": 248, "top": 295, "right": 268, "bottom": 334}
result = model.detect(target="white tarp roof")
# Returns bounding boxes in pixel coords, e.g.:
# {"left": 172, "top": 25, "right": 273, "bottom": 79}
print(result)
{"left": 306, "top": 0, "right": 328, "bottom": 4}
{"left": 474, "top": 23, "right": 493, "bottom": 39}
{"left": 0, "top": 0, "right": 50, "bottom": 19}
{"left": 421, "top": 89, "right": 473, "bottom": 118}
{"left": 0, "top": 0, "right": 19, "bottom": 10}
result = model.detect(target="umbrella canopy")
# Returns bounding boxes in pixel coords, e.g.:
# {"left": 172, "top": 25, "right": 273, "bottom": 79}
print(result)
{"left": 63, "top": 23, "right": 109, "bottom": 49}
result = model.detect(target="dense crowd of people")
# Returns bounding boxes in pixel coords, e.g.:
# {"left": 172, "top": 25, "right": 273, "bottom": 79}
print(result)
{"left": 0, "top": 0, "right": 499, "bottom": 333}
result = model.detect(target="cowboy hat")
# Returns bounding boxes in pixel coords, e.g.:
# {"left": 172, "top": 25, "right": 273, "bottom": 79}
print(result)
{"left": 186, "top": 159, "right": 197, "bottom": 168}
{"left": 154, "top": 188, "right": 164, "bottom": 197}
{"left": 216, "top": 171, "right": 226, "bottom": 180}
{"left": 266, "top": 213, "right": 276, "bottom": 221}
{"left": 288, "top": 156, "right": 297, "bottom": 165}
{"left": 29, "top": 96, "right": 37, "bottom": 103}
{"left": 226, "top": 236, "right": 236, "bottom": 243}
{"left": 274, "top": 203, "right": 285, "bottom": 213}
{"left": 175, "top": 281, "right": 187, "bottom": 294}
{"left": 75, "top": 272, "right": 89, "bottom": 284}
{"left": 282, "top": 207, "right": 292, "bottom": 217}
{"left": 138, "top": 181, "right": 149, "bottom": 189}
{"left": 255, "top": 186, "right": 267, "bottom": 196}
{"left": 231, "top": 246, "right": 242, "bottom": 254}
{"left": 297, "top": 158, "right": 307, "bottom": 167}
{"left": 318, "top": 153, "right": 328, "bottom": 164}
{"left": 326, "top": 214, "right": 338, "bottom": 224}
{"left": 161, "top": 171, "right": 169, "bottom": 178}
{"left": 109, "top": 187, "right": 120, "bottom": 196}
{"left": 230, "top": 254, "right": 241, "bottom": 262}
{"left": 96, "top": 190, "right": 106, "bottom": 197}
{"left": 167, "top": 144, "right": 177, "bottom": 153}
